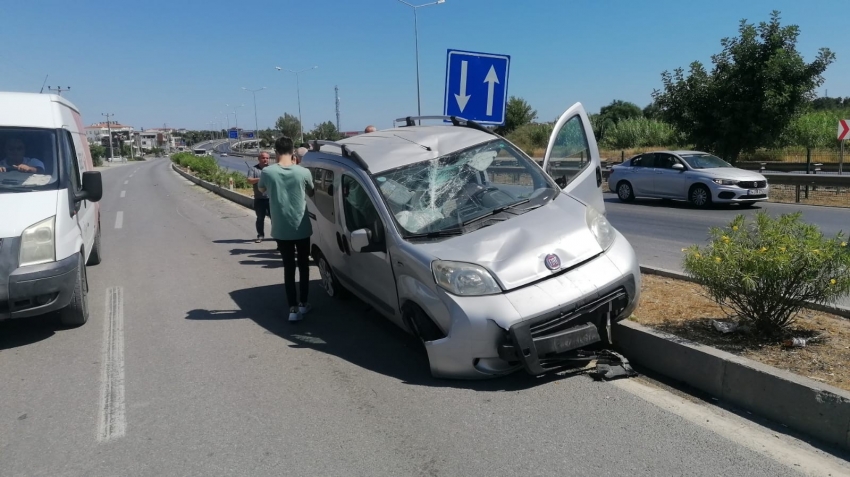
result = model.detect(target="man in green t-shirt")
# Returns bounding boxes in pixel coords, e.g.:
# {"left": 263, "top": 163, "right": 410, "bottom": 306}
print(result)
{"left": 258, "top": 136, "right": 315, "bottom": 322}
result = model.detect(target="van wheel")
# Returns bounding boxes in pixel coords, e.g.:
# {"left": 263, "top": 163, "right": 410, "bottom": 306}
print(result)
{"left": 616, "top": 181, "right": 635, "bottom": 202}
{"left": 86, "top": 225, "right": 102, "bottom": 266}
{"left": 317, "top": 254, "right": 347, "bottom": 299}
{"left": 60, "top": 255, "right": 89, "bottom": 327}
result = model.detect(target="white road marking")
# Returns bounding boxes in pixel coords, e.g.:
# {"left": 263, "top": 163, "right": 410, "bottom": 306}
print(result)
{"left": 114, "top": 211, "right": 123, "bottom": 229}
{"left": 124, "top": 180, "right": 128, "bottom": 185}
{"left": 120, "top": 191, "right": 126, "bottom": 198}
{"left": 613, "top": 379, "right": 850, "bottom": 477}
{"left": 97, "top": 287, "right": 127, "bottom": 443}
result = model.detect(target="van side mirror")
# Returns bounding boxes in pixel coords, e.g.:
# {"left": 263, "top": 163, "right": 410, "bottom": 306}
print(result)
{"left": 672, "top": 163, "right": 684, "bottom": 171}
{"left": 350, "top": 228, "right": 371, "bottom": 252}
{"left": 76, "top": 171, "right": 103, "bottom": 202}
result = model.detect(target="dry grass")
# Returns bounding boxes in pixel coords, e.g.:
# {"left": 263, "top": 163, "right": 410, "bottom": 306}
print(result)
{"left": 632, "top": 274, "right": 850, "bottom": 392}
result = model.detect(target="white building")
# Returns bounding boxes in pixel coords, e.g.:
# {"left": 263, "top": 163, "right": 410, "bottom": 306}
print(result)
{"left": 85, "top": 122, "right": 134, "bottom": 145}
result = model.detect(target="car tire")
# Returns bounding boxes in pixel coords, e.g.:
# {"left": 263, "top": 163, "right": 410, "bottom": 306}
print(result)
{"left": 316, "top": 252, "right": 347, "bottom": 299}
{"left": 689, "top": 184, "right": 712, "bottom": 208}
{"left": 616, "top": 181, "right": 635, "bottom": 202}
{"left": 739, "top": 201, "right": 757, "bottom": 208}
{"left": 59, "top": 255, "right": 89, "bottom": 327}
{"left": 403, "top": 303, "right": 445, "bottom": 343}
{"left": 86, "top": 224, "right": 102, "bottom": 266}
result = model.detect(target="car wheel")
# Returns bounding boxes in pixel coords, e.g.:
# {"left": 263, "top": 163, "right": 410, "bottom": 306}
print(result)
{"left": 86, "top": 224, "right": 102, "bottom": 266}
{"left": 689, "top": 184, "right": 712, "bottom": 208}
{"left": 616, "top": 181, "right": 635, "bottom": 202}
{"left": 59, "top": 255, "right": 89, "bottom": 327}
{"left": 739, "top": 201, "right": 757, "bottom": 208}
{"left": 316, "top": 253, "right": 346, "bottom": 299}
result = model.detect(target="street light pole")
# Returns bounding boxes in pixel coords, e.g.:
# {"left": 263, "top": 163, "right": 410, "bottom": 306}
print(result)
{"left": 397, "top": 0, "right": 445, "bottom": 120}
{"left": 226, "top": 103, "right": 244, "bottom": 149}
{"left": 276, "top": 66, "right": 318, "bottom": 145}
{"left": 242, "top": 87, "right": 265, "bottom": 151}
{"left": 102, "top": 113, "right": 115, "bottom": 162}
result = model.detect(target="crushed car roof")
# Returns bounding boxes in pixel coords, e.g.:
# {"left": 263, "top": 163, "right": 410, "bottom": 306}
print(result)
{"left": 318, "top": 125, "right": 496, "bottom": 174}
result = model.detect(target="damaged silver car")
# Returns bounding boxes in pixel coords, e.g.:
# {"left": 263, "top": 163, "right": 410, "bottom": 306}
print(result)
{"left": 302, "top": 103, "right": 641, "bottom": 379}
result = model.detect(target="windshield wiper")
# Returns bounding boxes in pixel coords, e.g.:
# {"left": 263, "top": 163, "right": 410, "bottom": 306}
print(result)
{"left": 462, "top": 199, "right": 530, "bottom": 226}
{"left": 404, "top": 228, "right": 464, "bottom": 240}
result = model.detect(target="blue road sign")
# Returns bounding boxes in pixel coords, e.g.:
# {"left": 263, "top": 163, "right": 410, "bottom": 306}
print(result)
{"left": 245, "top": 131, "right": 255, "bottom": 139}
{"left": 228, "top": 130, "right": 238, "bottom": 139}
{"left": 443, "top": 49, "right": 510, "bottom": 126}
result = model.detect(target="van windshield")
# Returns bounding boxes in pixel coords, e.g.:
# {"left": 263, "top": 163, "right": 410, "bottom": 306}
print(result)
{"left": 374, "top": 139, "right": 558, "bottom": 237}
{"left": 0, "top": 127, "right": 60, "bottom": 193}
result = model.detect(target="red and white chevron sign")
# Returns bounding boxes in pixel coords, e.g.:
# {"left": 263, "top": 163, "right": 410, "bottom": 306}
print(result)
{"left": 839, "top": 119, "right": 850, "bottom": 141}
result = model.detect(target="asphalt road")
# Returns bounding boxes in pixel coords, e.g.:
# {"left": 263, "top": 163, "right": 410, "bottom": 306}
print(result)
{"left": 3, "top": 158, "right": 848, "bottom": 476}
{"left": 604, "top": 193, "right": 850, "bottom": 308}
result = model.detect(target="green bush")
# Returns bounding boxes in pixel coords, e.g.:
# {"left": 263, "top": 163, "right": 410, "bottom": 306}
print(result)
{"left": 505, "top": 123, "right": 553, "bottom": 156}
{"left": 601, "top": 117, "right": 678, "bottom": 149}
{"left": 171, "top": 152, "right": 249, "bottom": 188}
{"left": 683, "top": 212, "right": 850, "bottom": 336}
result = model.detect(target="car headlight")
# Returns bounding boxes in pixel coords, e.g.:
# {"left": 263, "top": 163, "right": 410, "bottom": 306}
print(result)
{"left": 712, "top": 179, "right": 738, "bottom": 186}
{"left": 586, "top": 207, "right": 616, "bottom": 251}
{"left": 20, "top": 216, "right": 56, "bottom": 267}
{"left": 432, "top": 260, "right": 501, "bottom": 296}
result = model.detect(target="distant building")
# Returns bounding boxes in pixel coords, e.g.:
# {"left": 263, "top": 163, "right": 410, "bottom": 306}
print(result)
{"left": 86, "top": 122, "right": 134, "bottom": 145}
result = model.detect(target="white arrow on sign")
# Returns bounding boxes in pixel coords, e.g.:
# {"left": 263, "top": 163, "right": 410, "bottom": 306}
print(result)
{"left": 484, "top": 65, "right": 499, "bottom": 116}
{"left": 454, "top": 60, "right": 471, "bottom": 112}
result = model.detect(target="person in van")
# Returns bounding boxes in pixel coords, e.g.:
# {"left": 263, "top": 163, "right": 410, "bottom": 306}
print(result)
{"left": 0, "top": 136, "right": 45, "bottom": 173}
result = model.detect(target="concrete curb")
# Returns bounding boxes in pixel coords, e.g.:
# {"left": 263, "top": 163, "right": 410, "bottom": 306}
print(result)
{"left": 171, "top": 163, "right": 254, "bottom": 209}
{"left": 613, "top": 320, "right": 850, "bottom": 451}
{"left": 640, "top": 265, "right": 850, "bottom": 319}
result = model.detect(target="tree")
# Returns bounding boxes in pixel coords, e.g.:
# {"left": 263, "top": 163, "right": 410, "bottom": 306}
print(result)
{"left": 593, "top": 100, "right": 643, "bottom": 142}
{"left": 642, "top": 101, "right": 662, "bottom": 120}
{"left": 275, "top": 113, "right": 301, "bottom": 141}
{"left": 811, "top": 96, "right": 850, "bottom": 111}
{"left": 89, "top": 144, "right": 105, "bottom": 166}
{"left": 652, "top": 11, "right": 835, "bottom": 163}
{"left": 309, "top": 121, "right": 342, "bottom": 141}
{"left": 785, "top": 111, "right": 840, "bottom": 150}
{"left": 495, "top": 96, "right": 537, "bottom": 135}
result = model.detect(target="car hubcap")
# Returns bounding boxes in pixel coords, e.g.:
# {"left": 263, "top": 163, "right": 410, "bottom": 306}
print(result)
{"left": 319, "top": 258, "right": 334, "bottom": 296}
{"left": 619, "top": 184, "right": 631, "bottom": 199}
{"left": 692, "top": 189, "right": 707, "bottom": 205}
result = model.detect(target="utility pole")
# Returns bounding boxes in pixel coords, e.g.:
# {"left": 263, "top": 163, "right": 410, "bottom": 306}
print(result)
{"left": 48, "top": 86, "right": 71, "bottom": 96}
{"left": 335, "top": 85, "right": 341, "bottom": 136}
{"left": 102, "top": 113, "right": 115, "bottom": 161}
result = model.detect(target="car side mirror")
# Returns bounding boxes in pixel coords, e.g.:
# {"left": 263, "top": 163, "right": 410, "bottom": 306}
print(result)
{"left": 76, "top": 171, "right": 103, "bottom": 202}
{"left": 672, "top": 163, "right": 684, "bottom": 171}
{"left": 350, "top": 228, "right": 371, "bottom": 253}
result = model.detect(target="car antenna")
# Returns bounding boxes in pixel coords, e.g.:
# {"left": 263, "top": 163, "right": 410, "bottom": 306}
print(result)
{"left": 39, "top": 74, "right": 48, "bottom": 94}
{"left": 392, "top": 134, "right": 431, "bottom": 151}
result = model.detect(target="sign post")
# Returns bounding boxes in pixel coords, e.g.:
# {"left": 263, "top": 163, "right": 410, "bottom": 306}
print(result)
{"left": 838, "top": 119, "right": 849, "bottom": 175}
{"left": 443, "top": 49, "right": 510, "bottom": 126}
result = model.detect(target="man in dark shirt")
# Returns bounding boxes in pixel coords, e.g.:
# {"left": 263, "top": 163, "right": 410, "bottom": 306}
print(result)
{"left": 246, "top": 151, "right": 271, "bottom": 242}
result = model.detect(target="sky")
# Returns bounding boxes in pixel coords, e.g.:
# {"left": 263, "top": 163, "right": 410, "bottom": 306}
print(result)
{"left": 1, "top": 0, "right": 847, "bottom": 133}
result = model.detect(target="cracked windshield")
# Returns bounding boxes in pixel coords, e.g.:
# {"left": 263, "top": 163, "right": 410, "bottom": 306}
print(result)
{"left": 374, "top": 139, "right": 557, "bottom": 235}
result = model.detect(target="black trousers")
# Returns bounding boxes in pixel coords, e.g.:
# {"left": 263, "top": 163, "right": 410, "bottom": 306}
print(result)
{"left": 254, "top": 198, "right": 270, "bottom": 237}
{"left": 276, "top": 238, "right": 310, "bottom": 308}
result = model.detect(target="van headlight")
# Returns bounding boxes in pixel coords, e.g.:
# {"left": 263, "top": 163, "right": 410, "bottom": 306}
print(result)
{"left": 20, "top": 216, "right": 56, "bottom": 267}
{"left": 432, "top": 260, "right": 501, "bottom": 296}
{"left": 586, "top": 207, "right": 615, "bottom": 251}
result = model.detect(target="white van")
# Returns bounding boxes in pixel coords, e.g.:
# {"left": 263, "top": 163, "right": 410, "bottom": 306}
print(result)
{"left": 0, "top": 92, "right": 104, "bottom": 326}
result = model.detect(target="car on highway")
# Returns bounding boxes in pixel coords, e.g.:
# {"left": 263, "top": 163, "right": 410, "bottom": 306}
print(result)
{"left": 607, "top": 150, "right": 769, "bottom": 208}
{"left": 0, "top": 92, "right": 104, "bottom": 326}
{"left": 220, "top": 153, "right": 228, "bottom": 157}
{"left": 301, "top": 104, "right": 640, "bottom": 379}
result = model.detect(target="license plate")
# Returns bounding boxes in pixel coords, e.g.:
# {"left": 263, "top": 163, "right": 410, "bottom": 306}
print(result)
{"left": 748, "top": 189, "right": 765, "bottom": 195}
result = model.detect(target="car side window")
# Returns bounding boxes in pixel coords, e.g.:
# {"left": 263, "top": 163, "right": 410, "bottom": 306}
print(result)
{"left": 656, "top": 153, "right": 678, "bottom": 169}
{"left": 545, "top": 115, "right": 591, "bottom": 188}
{"left": 637, "top": 153, "right": 656, "bottom": 168}
{"left": 307, "top": 167, "right": 335, "bottom": 222}
{"left": 62, "top": 130, "right": 83, "bottom": 215}
{"left": 631, "top": 156, "right": 642, "bottom": 167}
{"left": 342, "top": 174, "right": 385, "bottom": 252}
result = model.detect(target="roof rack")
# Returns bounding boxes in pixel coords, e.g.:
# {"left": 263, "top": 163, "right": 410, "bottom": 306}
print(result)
{"left": 310, "top": 140, "right": 369, "bottom": 172}
{"left": 392, "top": 115, "right": 497, "bottom": 136}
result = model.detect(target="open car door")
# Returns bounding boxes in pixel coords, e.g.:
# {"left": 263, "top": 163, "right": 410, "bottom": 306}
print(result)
{"left": 541, "top": 102, "right": 605, "bottom": 215}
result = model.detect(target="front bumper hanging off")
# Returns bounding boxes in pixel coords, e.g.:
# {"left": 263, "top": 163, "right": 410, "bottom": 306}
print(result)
{"left": 497, "top": 288, "right": 630, "bottom": 375}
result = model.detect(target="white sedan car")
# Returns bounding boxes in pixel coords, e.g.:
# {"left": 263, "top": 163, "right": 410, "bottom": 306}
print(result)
{"left": 608, "top": 150, "right": 769, "bottom": 208}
